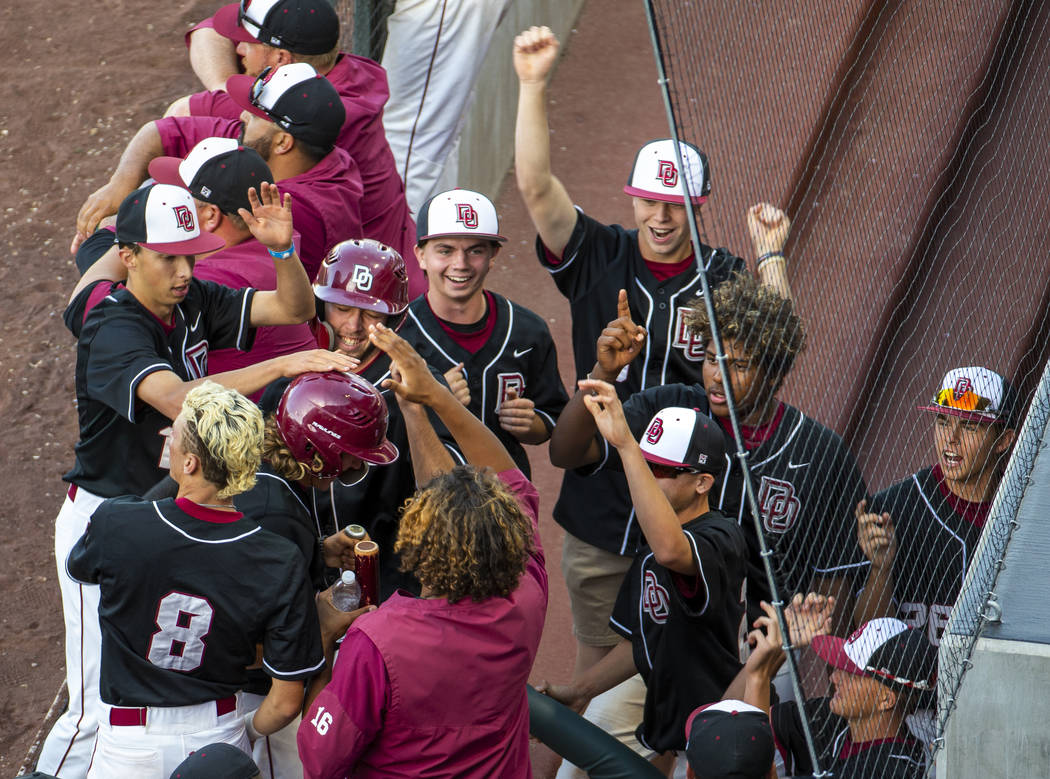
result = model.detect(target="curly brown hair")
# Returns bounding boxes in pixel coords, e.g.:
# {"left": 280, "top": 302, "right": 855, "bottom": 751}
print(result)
{"left": 261, "top": 415, "right": 326, "bottom": 482}
{"left": 685, "top": 273, "right": 806, "bottom": 392}
{"left": 395, "top": 466, "right": 535, "bottom": 603}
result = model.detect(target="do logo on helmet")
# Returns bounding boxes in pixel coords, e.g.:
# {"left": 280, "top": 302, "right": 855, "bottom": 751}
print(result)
{"left": 646, "top": 417, "right": 664, "bottom": 444}
{"left": 351, "top": 264, "right": 374, "bottom": 291}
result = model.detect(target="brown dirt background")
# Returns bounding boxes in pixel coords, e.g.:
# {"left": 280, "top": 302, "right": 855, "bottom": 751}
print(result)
{"left": 0, "top": 0, "right": 662, "bottom": 774}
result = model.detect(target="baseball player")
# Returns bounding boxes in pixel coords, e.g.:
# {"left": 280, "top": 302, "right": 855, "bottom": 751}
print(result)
{"left": 310, "top": 239, "right": 464, "bottom": 597}
{"left": 147, "top": 137, "right": 316, "bottom": 383}
{"left": 39, "top": 181, "right": 354, "bottom": 778}
{"left": 513, "top": 24, "right": 795, "bottom": 713}
{"left": 380, "top": 0, "right": 514, "bottom": 213}
{"left": 398, "top": 188, "right": 569, "bottom": 478}
{"left": 538, "top": 390, "right": 747, "bottom": 770}
{"left": 174, "top": 0, "right": 421, "bottom": 291}
{"left": 730, "top": 602, "right": 934, "bottom": 778}
{"left": 855, "top": 366, "right": 1019, "bottom": 647}
{"left": 66, "top": 382, "right": 327, "bottom": 778}
{"left": 74, "top": 63, "right": 361, "bottom": 282}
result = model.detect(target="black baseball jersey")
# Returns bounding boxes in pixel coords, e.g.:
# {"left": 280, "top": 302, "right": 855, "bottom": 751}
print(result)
{"left": 399, "top": 291, "right": 568, "bottom": 477}
{"left": 771, "top": 696, "right": 927, "bottom": 778}
{"left": 67, "top": 496, "right": 323, "bottom": 707}
{"left": 63, "top": 279, "right": 255, "bottom": 498}
{"left": 313, "top": 351, "right": 464, "bottom": 599}
{"left": 613, "top": 386, "right": 867, "bottom": 622}
{"left": 867, "top": 467, "right": 985, "bottom": 647}
{"left": 538, "top": 209, "right": 745, "bottom": 553}
{"left": 609, "top": 510, "right": 747, "bottom": 753}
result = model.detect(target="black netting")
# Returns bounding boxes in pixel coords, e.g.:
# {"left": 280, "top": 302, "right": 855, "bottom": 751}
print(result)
{"left": 646, "top": 0, "right": 1050, "bottom": 774}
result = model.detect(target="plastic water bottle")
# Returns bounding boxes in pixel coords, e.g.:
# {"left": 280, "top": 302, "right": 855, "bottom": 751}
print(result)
{"left": 331, "top": 570, "right": 361, "bottom": 611}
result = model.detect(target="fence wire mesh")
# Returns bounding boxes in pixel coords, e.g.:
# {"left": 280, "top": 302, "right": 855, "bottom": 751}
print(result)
{"left": 647, "top": 0, "right": 1050, "bottom": 775}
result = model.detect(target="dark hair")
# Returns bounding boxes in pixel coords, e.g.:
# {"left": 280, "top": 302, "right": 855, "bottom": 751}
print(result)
{"left": 685, "top": 272, "right": 806, "bottom": 393}
{"left": 396, "top": 466, "right": 534, "bottom": 602}
{"left": 293, "top": 136, "right": 334, "bottom": 165}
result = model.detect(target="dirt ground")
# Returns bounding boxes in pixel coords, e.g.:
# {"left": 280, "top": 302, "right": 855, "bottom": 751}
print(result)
{"left": 0, "top": 0, "right": 666, "bottom": 774}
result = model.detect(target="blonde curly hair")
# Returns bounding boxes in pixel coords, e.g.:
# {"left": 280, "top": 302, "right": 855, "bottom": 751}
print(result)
{"left": 685, "top": 272, "right": 806, "bottom": 392}
{"left": 180, "top": 382, "right": 264, "bottom": 498}
{"left": 261, "top": 415, "right": 328, "bottom": 482}
{"left": 395, "top": 466, "right": 534, "bottom": 603}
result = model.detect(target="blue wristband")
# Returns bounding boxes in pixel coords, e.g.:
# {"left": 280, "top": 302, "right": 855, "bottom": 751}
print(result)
{"left": 268, "top": 244, "right": 295, "bottom": 260}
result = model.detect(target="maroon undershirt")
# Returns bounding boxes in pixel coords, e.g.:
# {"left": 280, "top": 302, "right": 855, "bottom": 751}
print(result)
{"left": 541, "top": 241, "right": 696, "bottom": 281}
{"left": 426, "top": 290, "right": 497, "bottom": 353}
{"left": 931, "top": 463, "right": 992, "bottom": 528}
{"left": 717, "top": 402, "right": 787, "bottom": 450}
{"left": 175, "top": 497, "right": 244, "bottom": 524}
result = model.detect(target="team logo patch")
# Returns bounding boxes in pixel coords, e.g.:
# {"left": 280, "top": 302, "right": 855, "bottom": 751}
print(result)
{"left": 496, "top": 372, "right": 524, "bottom": 411}
{"left": 646, "top": 417, "right": 664, "bottom": 444}
{"left": 456, "top": 203, "right": 479, "bottom": 229}
{"left": 758, "top": 476, "right": 801, "bottom": 533}
{"left": 351, "top": 264, "right": 374, "bottom": 291}
{"left": 173, "top": 204, "right": 195, "bottom": 232}
{"left": 642, "top": 570, "right": 670, "bottom": 623}
{"left": 953, "top": 376, "right": 973, "bottom": 400}
{"left": 184, "top": 341, "right": 209, "bottom": 380}
{"left": 672, "top": 307, "right": 705, "bottom": 361}
{"left": 657, "top": 160, "right": 678, "bottom": 187}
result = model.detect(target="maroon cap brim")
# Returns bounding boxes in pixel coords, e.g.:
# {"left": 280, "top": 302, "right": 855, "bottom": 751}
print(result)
{"left": 417, "top": 231, "right": 507, "bottom": 244}
{"left": 213, "top": 3, "right": 259, "bottom": 44}
{"left": 147, "top": 157, "right": 186, "bottom": 187}
{"left": 811, "top": 635, "right": 866, "bottom": 676}
{"left": 623, "top": 185, "right": 708, "bottom": 205}
{"left": 917, "top": 404, "right": 1000, "bottom": 424}
{"left": 641, "top": 451, "right": 691, "bottom": 469}
{"left": 226, "top": 74, "right": 271, "bottom": 121}
{"left": 141, "top": 231, "right": 226, "bottom": 256}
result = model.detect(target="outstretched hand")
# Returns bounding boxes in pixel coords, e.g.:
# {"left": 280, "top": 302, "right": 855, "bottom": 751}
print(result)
{"left": 744, "top": 600, "right": 788, "bottom": 681}
{"left": 513, "top": 26, "right": 560, "bottom": 85}
{"left": 239, "top": 181, "right": 294, "bottom": 253}
{"left": 595, "top": 289, "right": 646, "bottom": 378}
{"left": 369, "top": 323, "right": 444, "bottom": 405}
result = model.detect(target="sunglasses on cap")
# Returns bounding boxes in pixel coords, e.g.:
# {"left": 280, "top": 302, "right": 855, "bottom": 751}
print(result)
{"left": 933, "top": 387, "right": 995, "bottom": 414}
{"left": 648, "top": 461, "right": 702, "bottom": 479}
{"left": 237, "top": 0, "right": 265, "bottom": 39}
{"left": 250, "top": 66, "right": 308, "bottom": 129}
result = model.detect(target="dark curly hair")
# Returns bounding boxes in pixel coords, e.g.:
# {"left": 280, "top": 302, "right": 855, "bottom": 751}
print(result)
{"left": 685, "top": 272, "right": 806, "bottom": 392}
{"left": 395, "top": 466, "right": 535, "bottom": 603}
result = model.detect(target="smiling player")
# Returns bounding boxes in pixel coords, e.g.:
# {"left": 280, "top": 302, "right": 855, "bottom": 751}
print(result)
{"left": 855, "top": 367, "right": 1019, "bottom": 646}
{"left": 398, "top": 188, "right": 568, "bottom": 477}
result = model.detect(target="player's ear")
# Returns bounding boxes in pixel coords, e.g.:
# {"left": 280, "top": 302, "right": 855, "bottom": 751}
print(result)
{"left": 694, "top": 472, "right": 715, "bottom": 497}
{"left": 414, "top": 243, "right": 427, "bottom": 271}
{"left": 119, "top": 245, "right": 138, "bottom": 272}
{"left": 488, "top": 241, "right": 502, "bottom": 261}
{"left": 876, "top": 685, "right": 898, "bottom": 713}
{"left": 274, "top": 48, "right": 294, "bottom": 67}
{"left": 994, "top": 426, "right": 1016, "bottom": 455}
{"left": 272, "top": 130, "right": 296, "bottom": 156}
{"left": 195, "top": 202, "right": 221, "bottom": 233}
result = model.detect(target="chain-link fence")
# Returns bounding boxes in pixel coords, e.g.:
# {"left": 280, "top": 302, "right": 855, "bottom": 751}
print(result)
{"left": 645, "top": 0, "right": 1050, "bottom": 775}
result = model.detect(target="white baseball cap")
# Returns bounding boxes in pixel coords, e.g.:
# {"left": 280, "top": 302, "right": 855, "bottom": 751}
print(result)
{"left": 638, "top": 407, "right": 725, "bottom": 474}
{"left": 918, "top": 366, "right": 1019, "bottom": 425}
{"left": 812, "top": 617, "right": 936, "bottom": 691}
{"left": 114, "top": 183, "right": 225, "bottom": 255}
{"left": 416, "top": 188, "right": 506, "bottom": 243}
{"left": 624, "top": 139, "right": 711, "bottom": 204}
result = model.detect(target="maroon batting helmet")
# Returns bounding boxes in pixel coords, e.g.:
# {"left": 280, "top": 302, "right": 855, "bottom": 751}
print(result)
{"left": 275, "top": 372, "right": 399, "bottom": 479}
{"left": 314, "top": 238, "right": 409, "bottom": 322}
